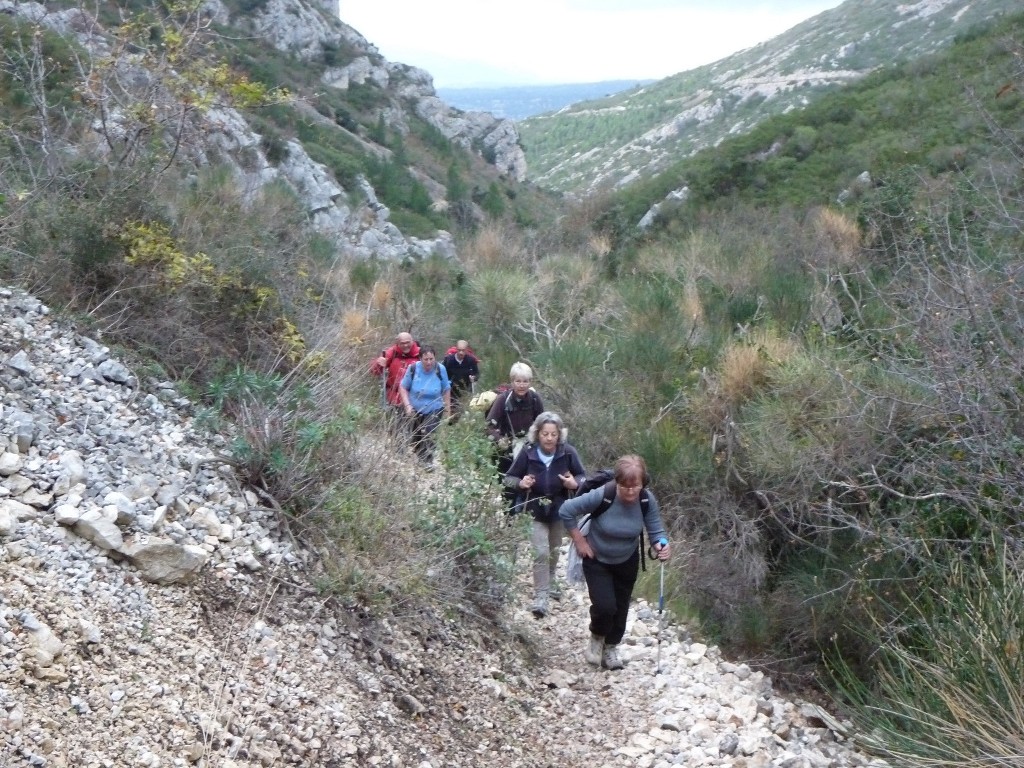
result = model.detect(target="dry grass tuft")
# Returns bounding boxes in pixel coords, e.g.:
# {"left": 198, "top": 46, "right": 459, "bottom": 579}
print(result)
{"left": 813, "top": 208, "right": 861, "bottom": 269}
{"left": 588, "top": 233, "right": 611, "bottom": 258}
{"left": 370, "top": 281, "right": 392, "bottom": 310}
{"left": 340, "top": 310, "right": 369, "bottom": 345}
{"left": 680, "top": 280, "right": 705, "bottom": 327}
{"left": 718, "top": 331, "right": 798, "bottom": 406}
{"left": 462, "top": 223, "right": 533, "bottom": 271}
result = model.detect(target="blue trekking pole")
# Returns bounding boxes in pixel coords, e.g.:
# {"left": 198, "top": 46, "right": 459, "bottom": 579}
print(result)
{"left": 656, "top": 558, "right": 665, "bottom": 674}
{"left": 648, "top": 537, "right": 668, "bottom": 675}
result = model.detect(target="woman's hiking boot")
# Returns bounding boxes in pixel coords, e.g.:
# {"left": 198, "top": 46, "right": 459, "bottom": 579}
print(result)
{"left": 530, "top": 593, "right": 548, "bottom": 618}
{"left": 584, "top": 633, "right": 604, "bottom": 666}
{"left": 602, "top": 644, "right": 624, "bottom": 670}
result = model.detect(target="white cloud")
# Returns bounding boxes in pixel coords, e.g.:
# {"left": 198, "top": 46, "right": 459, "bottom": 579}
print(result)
{"left": 339, "top": 1, "right": 842, "bottom": 87}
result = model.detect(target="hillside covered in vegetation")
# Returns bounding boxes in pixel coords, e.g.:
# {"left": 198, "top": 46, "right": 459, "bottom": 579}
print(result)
{"left": 519, "top": 0, "right": 1020, "bottom": 195}
{"left": 2, "top": 0, "right": 1024, "bottom": 765}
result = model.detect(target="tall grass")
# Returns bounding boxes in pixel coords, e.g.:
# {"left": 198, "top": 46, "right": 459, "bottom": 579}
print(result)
{"left": 831, "top": 542, "right": 1024, "bottom": 767}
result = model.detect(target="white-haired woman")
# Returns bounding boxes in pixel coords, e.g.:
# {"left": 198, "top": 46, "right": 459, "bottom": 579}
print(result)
{"left": 487, "top": 362, "right": 545, "bottom": 510}
{"left": 504, "top": 411, "right": 586, "bottom": 618}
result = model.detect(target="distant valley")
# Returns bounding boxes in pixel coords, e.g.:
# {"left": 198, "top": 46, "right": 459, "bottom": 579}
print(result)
{"left": 437, "top": 80, "right": 653, "bottom": 121}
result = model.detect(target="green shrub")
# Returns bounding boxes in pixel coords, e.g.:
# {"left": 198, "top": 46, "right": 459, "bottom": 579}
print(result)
{"left": 303, "top": 141, "right": 364, "bottom": 189}
{"left": 467, "top": 269, "right": 531, "bottom": 335}
{"left": 389, "top": 209, "right": 440, "bottom": 240}
{"left": 260, "top": 129, "right": 290, "bottom": 164}
{"left": 413, "top": 420, "right": 523, "bottom": 616}
{"left": 412, "top": 118, "right": 455, "bottom": 158}
{"left": 345, "top": 81, "right": 386, "bottom": 113}
{"left": 348, "top": 258, "right": 381, "bottom": 293}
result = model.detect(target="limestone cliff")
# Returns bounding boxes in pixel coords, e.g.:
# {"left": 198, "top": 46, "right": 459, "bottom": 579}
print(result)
{"left": 1, "top": 0, "right": 526, "bottom": 261}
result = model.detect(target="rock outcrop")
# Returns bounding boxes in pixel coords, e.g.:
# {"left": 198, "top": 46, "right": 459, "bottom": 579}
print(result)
{"left": 242, "top": 0, "right": 526, "bottom": 183}
{"left": 1, "top": 0, "right": 524, "bottom": 262}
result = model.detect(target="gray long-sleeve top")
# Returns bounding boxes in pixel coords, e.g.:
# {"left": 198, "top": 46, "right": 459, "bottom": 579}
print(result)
{"left": 559, "top": 485, "right": 668, "bottom": 565}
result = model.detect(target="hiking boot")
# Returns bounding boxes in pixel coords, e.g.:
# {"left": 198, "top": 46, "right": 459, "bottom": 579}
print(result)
{"left": 584, "top": 634, "right": 604, "bottom": 666}
{"left": 548, "top": 581, "right": 562, "bottom": 601}
{"left": 530, "top": 594, "right": 548, "bottom": 618}
{"left": 602, "top": 644, "right": 624, "bottom": 670}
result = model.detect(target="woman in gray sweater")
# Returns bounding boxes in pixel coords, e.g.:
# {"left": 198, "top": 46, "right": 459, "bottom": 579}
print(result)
{"left": 559, "top": 454, "right": 670, "bottom": 670}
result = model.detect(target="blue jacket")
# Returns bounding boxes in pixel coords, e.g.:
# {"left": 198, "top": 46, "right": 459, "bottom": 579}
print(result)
{"left": 401, "top": 361, "right": 450, "bottom": 415}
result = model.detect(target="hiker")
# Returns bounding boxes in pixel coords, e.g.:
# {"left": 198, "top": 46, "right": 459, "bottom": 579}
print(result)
{"left": 441, "top": 340, "right": 480, "bottom": 416}
{"left": 370, "top": 332, "right": 421, "bottom": 412}
{"left": 504, "top": 412, "right": 586, "bottom": 618}
{"left": 486, "top": 362, "right": 544, "bottom": 507}
{"left": 399, "top": 346, "right": 452, "bottom": 468}
{"left": 559, "top": 454, "right": 670, "bottom": 670}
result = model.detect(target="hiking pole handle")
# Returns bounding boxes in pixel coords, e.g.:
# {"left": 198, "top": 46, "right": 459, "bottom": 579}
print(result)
{"left": 648, "top": 537, "right": 669, "bottom": 560}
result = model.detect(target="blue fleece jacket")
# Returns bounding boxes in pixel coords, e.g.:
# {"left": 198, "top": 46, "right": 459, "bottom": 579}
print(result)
{"left": 401, "top": 361, "right": 450, "bottom": 414}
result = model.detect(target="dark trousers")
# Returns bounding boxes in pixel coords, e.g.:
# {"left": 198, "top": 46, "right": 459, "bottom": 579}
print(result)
{"left": 409, "top": 410, "right": 443, "bottom": 464}
{"left": 447, "top": 388, "right": 469, "bottom": 423}
{"left": 495, "top": 449, "right": 520, "bottom": 513}
{"left": 583, "top": 550, "right": 640, "bottom": 645}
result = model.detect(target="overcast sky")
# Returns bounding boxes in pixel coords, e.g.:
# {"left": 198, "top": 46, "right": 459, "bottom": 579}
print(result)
{"left": 338, "top": 0, "right": 845, "bottom": 88}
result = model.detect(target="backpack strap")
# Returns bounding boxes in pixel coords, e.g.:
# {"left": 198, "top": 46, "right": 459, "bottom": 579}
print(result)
{"left": 592, "top": 482, "right": 650, "bottom": 517}
{"left": 503, "top": 390, "right": 517, "bottom": 436}
{"left": 591, "top": 481, "right": 617, "bottom": 519}
{"left": 638, "top": 489, "right": 650, "bottom": 571}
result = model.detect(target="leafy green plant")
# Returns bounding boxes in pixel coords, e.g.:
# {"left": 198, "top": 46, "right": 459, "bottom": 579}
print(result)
{"left": 408, "top": 419, "right": 522, "bottom": 616}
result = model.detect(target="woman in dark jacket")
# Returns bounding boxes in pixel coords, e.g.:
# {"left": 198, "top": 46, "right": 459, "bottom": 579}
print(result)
{"left": 487, "top": 361, "right": 545, "bottom": 511}
{"left": 504, "top": 412, "right": 586, "bottom": 618}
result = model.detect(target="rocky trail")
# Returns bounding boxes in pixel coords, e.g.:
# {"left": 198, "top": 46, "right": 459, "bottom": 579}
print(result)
{"left": 0, "top": 286, "right": 887, "bottom": 767}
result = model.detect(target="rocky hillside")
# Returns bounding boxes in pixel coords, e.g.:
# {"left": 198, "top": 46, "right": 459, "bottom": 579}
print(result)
{"left": 520, "top": 0, "right": 1020, "bottom": 195}
{"left": 0, "top": 285, "right": 893, "bottom": 766}
{"left": 1, "top": 0, "right": 527, "bottom": 262}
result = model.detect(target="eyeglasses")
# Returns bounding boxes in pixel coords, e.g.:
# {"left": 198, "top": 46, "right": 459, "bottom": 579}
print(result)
{"left": 617, "top": 482, "right": 642, "bottom": 490}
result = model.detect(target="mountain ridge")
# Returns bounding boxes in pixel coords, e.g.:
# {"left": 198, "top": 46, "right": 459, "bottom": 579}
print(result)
{"left": 519, "top": 0, "right": 1020, "bottom": 195}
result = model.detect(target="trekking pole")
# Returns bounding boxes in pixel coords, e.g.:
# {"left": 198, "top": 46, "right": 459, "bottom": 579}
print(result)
{"left": 655, "top": 561, "right": 663, "bottom": 671}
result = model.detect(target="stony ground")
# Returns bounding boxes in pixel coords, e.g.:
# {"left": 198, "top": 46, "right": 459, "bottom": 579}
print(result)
{"left": 0, "top": 286, "right": 889, "bottom": 767}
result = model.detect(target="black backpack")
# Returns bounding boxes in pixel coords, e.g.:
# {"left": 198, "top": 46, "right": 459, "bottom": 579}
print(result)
{"left": 577, "top": 468, "right": 615, "bottom": 495}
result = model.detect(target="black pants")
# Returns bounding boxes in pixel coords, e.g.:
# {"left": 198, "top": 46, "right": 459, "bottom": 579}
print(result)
{"left": 449, "top": 386, "right": 470, "bottom": 421}
{"left": 495, "top": 449, "right": 521, "bottom": 513}
{"left": 582, "top": 550, "right": 640, "bottom": 645}
{"left": 409, "top": 410, "right": 443, "bottom": 464}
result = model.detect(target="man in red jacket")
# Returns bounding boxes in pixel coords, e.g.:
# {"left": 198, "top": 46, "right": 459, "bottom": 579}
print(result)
{"left": 370, "top": 332, "right": 421, "bottom": 411}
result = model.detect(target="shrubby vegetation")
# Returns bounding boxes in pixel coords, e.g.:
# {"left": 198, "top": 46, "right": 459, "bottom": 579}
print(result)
{"left": 0, "top": 0, "right": 531, "bottom": 624}
{"left": 3, "top": 2, "right": 1024, "bottom": 764}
